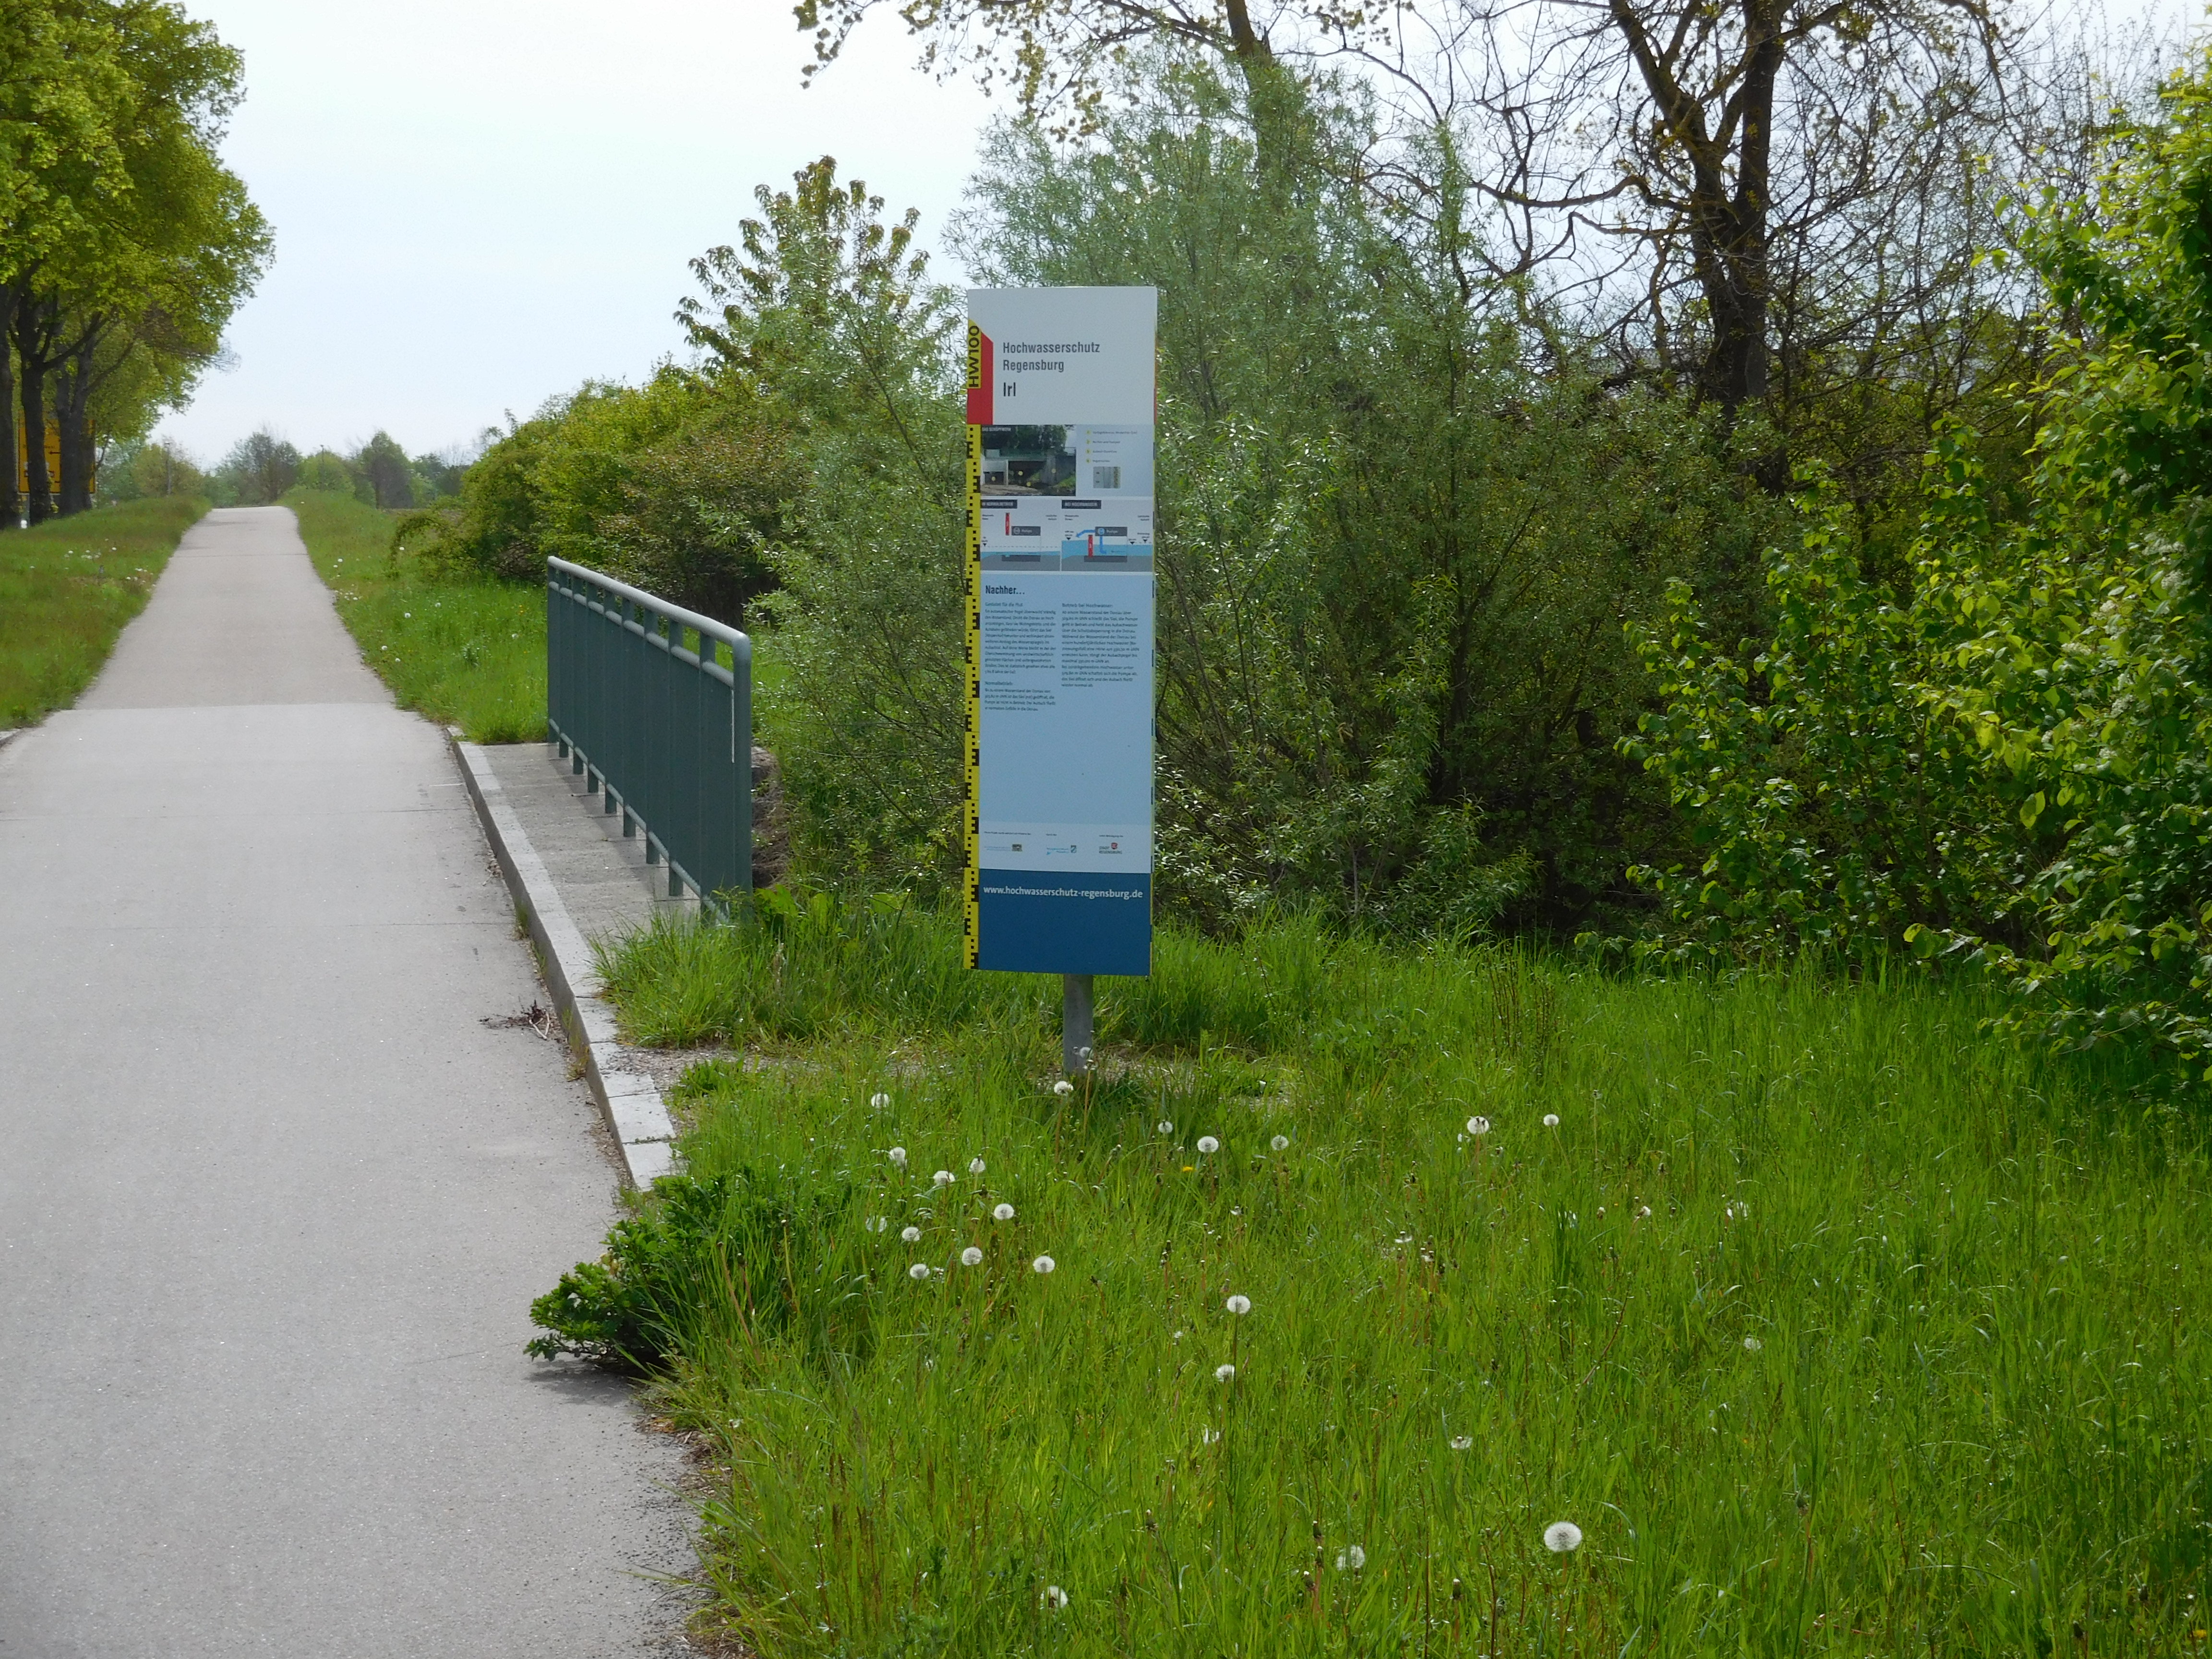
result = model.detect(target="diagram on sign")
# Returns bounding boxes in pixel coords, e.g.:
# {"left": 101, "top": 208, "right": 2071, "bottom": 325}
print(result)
{"left": 979, "top": 423, "right": 1154, "bottom": 572}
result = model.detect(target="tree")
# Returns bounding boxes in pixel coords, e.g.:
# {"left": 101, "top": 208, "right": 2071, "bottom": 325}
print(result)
{"left": 678, "top": 159, "right": 966, "bottom": 879}
{"left": 2, "top": 0, "right": 267, "bottom": 523}
{"left": 1623, "top": 49, "right": 2212, "bottom": 1078}
{"left": 352, "top": 430, "right": 412, "bottom": 507}
{"left": 217, "top": 428, "right": 299, "bottom": 504}
{"left": 797, "top": 0, "right": 2095, "bottom": 516}
{"left": 295, "top": 449, "right": 353, "bottom": 493}
{"left": 0, "top": 0, "right": 133, "bottom": 524}
{"left": 96, "top": 433, "right": 201, "bottom": 499}
{"left": 794, "top": 0, "right": 1346, "bottom": 136}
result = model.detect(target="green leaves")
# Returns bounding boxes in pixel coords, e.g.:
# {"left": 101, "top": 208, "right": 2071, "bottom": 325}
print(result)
{"left": 1625, "top": 457, "right": 2021, "bottom": 966}
{"left": 1626, "top": 49, "right": 2212, "bottom": 1079}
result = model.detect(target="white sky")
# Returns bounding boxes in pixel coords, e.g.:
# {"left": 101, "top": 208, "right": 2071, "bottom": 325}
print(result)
{"left": 153, "top": 0, "right": 996, "bottom": 465}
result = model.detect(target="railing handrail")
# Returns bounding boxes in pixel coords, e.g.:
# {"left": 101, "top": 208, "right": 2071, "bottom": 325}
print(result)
{"left": 547, "top": 556, "right": 752, "bottom": 660}
{"left": 545, "top": 557, "right": 754, "bottom": 905}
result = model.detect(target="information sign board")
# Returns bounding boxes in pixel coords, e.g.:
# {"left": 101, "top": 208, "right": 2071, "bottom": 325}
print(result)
{"left": 15, "top": 425, "right": 61, "bottom": 495}
{"left": 963, "top": 288, "right": 1157, "bottom": 977}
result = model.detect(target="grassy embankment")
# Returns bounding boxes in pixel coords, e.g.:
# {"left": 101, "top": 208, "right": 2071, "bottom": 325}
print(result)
{"left": 286, "top": 487, "right": 784, "bottom": 744}
{"left": 0, "top": 495, "right": 206, "bottom": 725}
{"left": 547, "top": 902, "right": 2212, "bottom": 1657}
{"left": 285, "top": 487, "right": 544, "bottom": 742}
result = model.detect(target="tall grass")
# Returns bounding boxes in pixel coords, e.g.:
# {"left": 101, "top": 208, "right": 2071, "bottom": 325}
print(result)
{"left": 0, "top": 495, "right": 205, "bottom": 723}
{"left": 286, "top": 487, "right": 545, "bottom": 742}
{"left": 568, "top": 903, "right": 2212, "bottom": 1655}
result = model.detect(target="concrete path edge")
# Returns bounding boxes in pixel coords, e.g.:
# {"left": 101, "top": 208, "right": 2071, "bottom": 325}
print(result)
{"left": 449, "top": 731, "right": 681, "bottom": 1189}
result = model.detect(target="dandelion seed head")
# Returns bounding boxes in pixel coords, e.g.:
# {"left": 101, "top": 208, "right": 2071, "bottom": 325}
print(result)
{"left": 1543, "top": 1113, "right": 1560, "bottom": 1128}
{"left": 870, "top": 1092, "right": 890, "bottom": 1109}
{"left": 1215, "top": 1363, "right": 1236, "bottom": 1382}
{"left": 1197, "top": 1135, "right": 1220, "bottom": 1154}
{"left": 969, "top": 1156, "right": 987, "bottom": 1175}
{"left": 1041, "top": 1585, "right": 1068, "bottom": 1610}
{"left": 887, "top": 1146, "right": 907, "bottom": 1169}
{"left": 908, "top": 1262, "right": 930, "bottom": 1281}
{"left": 1077, "top": 1046, "right": 1094, "bottom": 1063}
{"left": 866, "top": 1216, "right": 886, "bottom": 1233}
{"left": 1637, "top": 1204, "right": 1653, "bottom": 1219}
{"left": 933, "top": 1169, "right": 955, "bottom": 1187}
{"left": 1743, "top": 1335, "right": 1763, "bottom": 1352}
{"left": 901, "top": 1225, "right": 921, "bottom": 1243}
{"left": 1157, "top": 1119, "right": 1173, "bottom": 1135}
{"left": 1544, "top": 1521, "right": 1583, "bottom": 1553}
{"left": 1449, "top": 1435, "right": 1473, "bottom": 1451}
{"left": 1225, "top": 1294, "right": 1251, "bottom": 1316}
{"left": 1467, "top": 1116, "right": 1491, "bottom": 1137}
{"left": 1338, "top": 1545, "right": 1366, "bottom": 1571}
{"left": 961, "top": 1246, "right": 983, "bottom": 1267}
{"left": 994, "top": 1202, "right": 1016, "bottom": 1221}
{"left": 1271, "top": 1134, "right": 1289, "bottom": 1151}
{"left": 1032, "top": 1254, "right": 1056, "bottom": 1274}
{"left": 1053, "top": 1080, "right": 1075, "bottom": 1097}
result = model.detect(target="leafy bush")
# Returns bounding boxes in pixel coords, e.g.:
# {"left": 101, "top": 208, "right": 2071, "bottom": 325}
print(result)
{"left": 397, "top": 368, "right": 795, "bottom": 623}
{"left": 1625, "top": 56, "right": 2212, "bottom": 1078}
{"left": 526, "top": 1168, "right": 865, "bottom": 1371}
{"left": 1623, "top": 455, "right": 2037, "bottom": 964}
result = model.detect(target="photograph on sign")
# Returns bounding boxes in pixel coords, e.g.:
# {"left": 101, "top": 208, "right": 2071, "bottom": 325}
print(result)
{"left": 964, "top": 287, "right": 1158, "bottom": 977}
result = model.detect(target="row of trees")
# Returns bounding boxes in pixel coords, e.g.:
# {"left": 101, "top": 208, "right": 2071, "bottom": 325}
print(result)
{"left": 0, "top": 0, "right": 268, "bottom": 525}
{"left": 98, "top": 427, "right": 467, "bottom": 508}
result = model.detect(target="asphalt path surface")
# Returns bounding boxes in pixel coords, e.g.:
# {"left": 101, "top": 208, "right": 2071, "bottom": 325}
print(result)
{"left": 0, "top": 507, "right": 690, "bottom": 1656}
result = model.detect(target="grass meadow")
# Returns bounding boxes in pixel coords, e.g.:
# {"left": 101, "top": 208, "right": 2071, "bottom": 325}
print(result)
{"left": 563, "top": 898, "right": 2212, "bottom": 1657}
{"left": 284, "top": 487, "right": 546, "bottom": 742}
{"left": 0, "top": 495, "right": 205, "bottom": 724}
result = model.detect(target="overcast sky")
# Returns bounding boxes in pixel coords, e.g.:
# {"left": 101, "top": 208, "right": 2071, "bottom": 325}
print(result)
{"left": 153, "top": 0, "right": 996, "bottom": 464}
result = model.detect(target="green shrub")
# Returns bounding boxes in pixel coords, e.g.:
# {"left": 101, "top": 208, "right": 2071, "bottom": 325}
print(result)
{"left": 526, "top": 1167, "right": 866, "bottom": 1372}
{"left": 1623, "top": 57, "right": 2212, "bottom": 1080}
{"left": 396, "top": 369, "right": 794, "bottom": 624}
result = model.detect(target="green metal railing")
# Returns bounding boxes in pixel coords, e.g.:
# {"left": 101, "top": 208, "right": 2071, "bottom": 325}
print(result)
{"left": 546, "top": 557, "right": 752, "bottom": 903}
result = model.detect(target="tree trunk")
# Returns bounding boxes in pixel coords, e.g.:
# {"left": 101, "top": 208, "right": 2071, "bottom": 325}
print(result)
{"left": 54, "top": 361, "right": 86, "bottom": 515}
{"left": 19, "top": 352, "right": 50, "bottom": 525}
{"left": 1695, "top": 3, "right": 1781, "bottom": 418}
{"left": 1610, "top": 0, "right": 1783, "bottom": 433}
{"left": 0, "top": 288, "right": 18, "bottom": 532}
{"left": 14, "top": 292, "right": 57, "bottom": 524}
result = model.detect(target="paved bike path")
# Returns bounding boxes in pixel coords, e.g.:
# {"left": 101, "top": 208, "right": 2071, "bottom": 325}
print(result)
{"left": 0, "top": 508, "right": 689, "bottom": 1656}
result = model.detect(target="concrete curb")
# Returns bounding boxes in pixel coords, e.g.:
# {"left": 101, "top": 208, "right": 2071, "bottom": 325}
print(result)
{"left": 448, "top": 732, "right": 679, "bottom": 1190}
